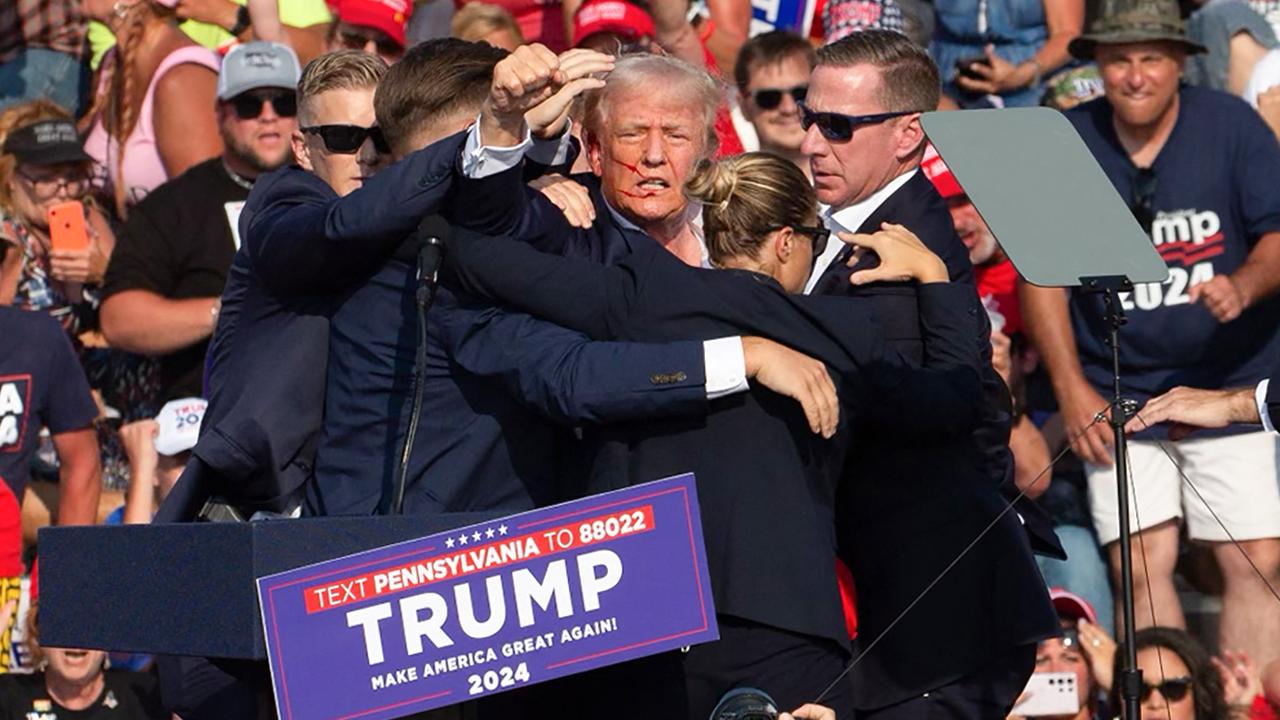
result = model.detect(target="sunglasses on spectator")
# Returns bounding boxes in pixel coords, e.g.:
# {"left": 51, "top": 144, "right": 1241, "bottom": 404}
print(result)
{"left": 336, "top": 29, "right": 404, "bottom": 58}
{"left": 798, "top": 102, "right": 919, "bottom": 142}
{"left": 1130, "top": 166, "right": 1157, "bottom": 233}
{"left": 1141, "top": 677, "right": 1193, "bottom": 703}
{"left": 752, "top": 85, "right": 807, "bottom": 110}
{"left": 302, "top": 125, "right": 391, "bottom": 154}
{"left": 230, "top": 91, "right": 297, "bottom": 120}
{"left": 16, "top": 169, "right": 89, "bottom": 200}
{"left": 768, "top": 224, "right": 830, "bottom": 257}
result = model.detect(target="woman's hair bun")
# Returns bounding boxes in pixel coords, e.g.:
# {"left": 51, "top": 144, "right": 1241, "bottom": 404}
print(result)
{"left": 685, "top": 158, "right": 739, "bottom": 209}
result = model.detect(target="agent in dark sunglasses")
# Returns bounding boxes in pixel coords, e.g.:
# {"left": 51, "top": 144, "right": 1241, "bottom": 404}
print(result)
{"left": 291, "top": 76, "right": 391, "bottom": 196}
{"left": 800, "top": 47, "right": 932, "bottom": 212}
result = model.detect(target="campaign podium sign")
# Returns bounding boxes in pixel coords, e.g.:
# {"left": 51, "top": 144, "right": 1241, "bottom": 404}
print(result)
{"left": 257, "top": 474, "right": 717, "bottom": 719}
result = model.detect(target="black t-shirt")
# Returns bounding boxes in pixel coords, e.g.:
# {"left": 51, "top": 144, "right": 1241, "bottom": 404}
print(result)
{"left": 103, "top": 157, "right": 246, "bottom": 401}
{"left": 0, "top": 306, "right": 98, "bottom": 500}
{"left": 0, "top": 669, "right": 167, "bottom": 719}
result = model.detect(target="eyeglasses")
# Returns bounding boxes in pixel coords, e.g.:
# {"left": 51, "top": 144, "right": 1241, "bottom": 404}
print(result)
{"left": 230, "top": 91, "right": 297, "bottom": 120}
{"left": 1141, "top": 677, "right": 1193, "bottom": 703}
{"left": 752, "top": 85, "right": 807, "bottom": 110}
{"left": 302, "top": 124, "right": 391, "bottom": 155}
{"left": 15, "top": 169, "right": 89, "bottom": 200}
{"left": 1131, "top": 166, "right": 1157, "bottom": 233}
{"left": 769, "top": 224, "right": 830, "bottom": 258}
{"left": 798, "top": 102, "right": 919, "bottom": 142}
{"left": 336, "top": 29, "right": 404, "bottom": 59}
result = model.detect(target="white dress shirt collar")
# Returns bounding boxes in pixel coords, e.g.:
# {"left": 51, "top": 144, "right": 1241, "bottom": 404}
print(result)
{"left": 605, "top": 200, "right": 710, "bottom": 268}
{"left": 805, "top": 167, "right": 919, "bottom": 294}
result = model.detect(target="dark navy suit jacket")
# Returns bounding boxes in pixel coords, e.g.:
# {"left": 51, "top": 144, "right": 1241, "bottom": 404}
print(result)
{"left": 456, "top": 169, "right": 658, "bottom": 264}
{"left": 309, "top": 238, "right": 709, "bottom": 517}
{"left": 158, "top": 132, "right": 475, "bottom": 521}
{"left": 812, "top": 170, "right": 1059, "bottom": 708}
{"left": 444, "top": 229, "right": 987, "bottom": 650}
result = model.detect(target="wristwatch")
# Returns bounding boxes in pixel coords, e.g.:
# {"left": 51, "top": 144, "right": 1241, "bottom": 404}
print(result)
{"left": 229, "top": 4, "right": 251, "bottom": 36}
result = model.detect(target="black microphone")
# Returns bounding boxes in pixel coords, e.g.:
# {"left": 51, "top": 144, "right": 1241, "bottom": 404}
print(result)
{"left": 387, "top": 215, "right": 450, "bottom": 515}
{"left": 415, "top": 214, "right": 449, "bottom": 289}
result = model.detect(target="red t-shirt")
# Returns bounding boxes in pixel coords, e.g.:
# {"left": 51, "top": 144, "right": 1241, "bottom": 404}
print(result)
{"left": 976, "top": 258, "right": 1023, "bottom": 337}
{"left": 0, "top": 479, "right": 22, "bottom": 579}
{"left": 698, "top": 33, "right": 745, "bottom": 158}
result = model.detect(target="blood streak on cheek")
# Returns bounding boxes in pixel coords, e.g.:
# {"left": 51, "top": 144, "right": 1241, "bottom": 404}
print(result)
{"left": 612, "top": 158, "right": 660, "bottom": 198}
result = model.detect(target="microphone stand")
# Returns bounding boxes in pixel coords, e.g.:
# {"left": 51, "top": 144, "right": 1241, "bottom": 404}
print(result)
{"left": 1081, "top": 275, "right": 1142, "bottom": 720}
{"left": 389, "top": 235, "right": 445, "bottom": 515}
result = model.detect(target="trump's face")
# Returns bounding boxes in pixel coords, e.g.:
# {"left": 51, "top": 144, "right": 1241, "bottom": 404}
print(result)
{"left": 588, "top": 88, "right": 710, "bottom": 229}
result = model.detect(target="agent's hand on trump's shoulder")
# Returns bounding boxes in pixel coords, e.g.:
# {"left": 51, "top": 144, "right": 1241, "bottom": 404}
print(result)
{"left": 482, "top": 44, "right": 614, "bottom": 145}
{"left": 843, "top": 222, "right": 949, "bottom": 286}
{"left": 530, "top": 174, "right": 595, "bottom": 228}
{"left": 742, "top": 337, "right": 839, "bottom": 439}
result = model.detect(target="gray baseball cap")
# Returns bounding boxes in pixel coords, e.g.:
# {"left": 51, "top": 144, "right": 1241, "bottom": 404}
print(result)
{"left": 216, "top": 41, "right": 302, "bottom": 100}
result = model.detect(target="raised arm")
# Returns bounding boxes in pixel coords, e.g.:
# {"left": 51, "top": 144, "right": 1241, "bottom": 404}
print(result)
{"left": 451, "top": 46, "right": 612, "bottom": 244}
{"left": 245, "top": 131, "right": 468, "bottom": 295}
{"left": 443, "top": 227, "right": 633, "bottom": 339}
{"left": 439, "top": 292, "right": 711, "bottom": 425}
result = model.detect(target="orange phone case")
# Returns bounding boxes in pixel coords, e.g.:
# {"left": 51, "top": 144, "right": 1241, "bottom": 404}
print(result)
{"left": 47, "top": 201, "right": 89, "bottom": 253}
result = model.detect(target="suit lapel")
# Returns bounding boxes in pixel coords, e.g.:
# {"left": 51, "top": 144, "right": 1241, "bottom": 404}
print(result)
{"left": 813, "top": 173, "right": 930, "bottom": 295}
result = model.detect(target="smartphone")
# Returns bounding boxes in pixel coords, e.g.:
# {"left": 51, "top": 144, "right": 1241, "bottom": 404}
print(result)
{"left": 47, "top": 200, "right": 89, "bottom": 253}
{"left": 956, "top": 55, "right": 992, "bottom": 80}
{"left": 1012, "top": 672, "right": 1079, "bottom": 717}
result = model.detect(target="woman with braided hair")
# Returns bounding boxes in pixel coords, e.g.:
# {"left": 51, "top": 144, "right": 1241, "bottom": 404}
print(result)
{"left": 81, "top": 0, "right": 222, "bottom": 219}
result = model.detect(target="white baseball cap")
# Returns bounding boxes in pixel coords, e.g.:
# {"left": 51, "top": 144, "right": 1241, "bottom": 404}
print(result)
{"left": 216, "top": 41, "right": 301, "bottom": 101}
{"left": 154, "top": 398, "right": 208, "bottom": 456}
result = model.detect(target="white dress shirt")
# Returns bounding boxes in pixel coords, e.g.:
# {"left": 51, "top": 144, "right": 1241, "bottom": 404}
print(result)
{"left": 805, "top": 168, "right": 919, "bottom": 295}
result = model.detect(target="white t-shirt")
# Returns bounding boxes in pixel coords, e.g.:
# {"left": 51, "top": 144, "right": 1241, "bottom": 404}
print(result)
{"left": 1244, "top": 47, "right": 1280, "bottom": 106}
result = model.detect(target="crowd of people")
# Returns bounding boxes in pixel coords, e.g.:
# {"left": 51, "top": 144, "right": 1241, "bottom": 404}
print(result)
{"left": 5, "top": 0, "right": 1280, "bottom": 717}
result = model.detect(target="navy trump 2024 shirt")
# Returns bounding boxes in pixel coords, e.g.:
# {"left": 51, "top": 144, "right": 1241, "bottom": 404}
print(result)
{"left": 0, "top": 307, "right": 97, "bottom": 498}
{"left": 1066, "top": 85, "right": 1280, "bottom": 436}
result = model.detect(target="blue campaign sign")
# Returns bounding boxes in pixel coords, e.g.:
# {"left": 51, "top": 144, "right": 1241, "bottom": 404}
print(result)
{"left": 257, "top": 474, "right": 718, "bottom": 720}
{"left": 750, "top": 0, "right": 818, "bottom": 36}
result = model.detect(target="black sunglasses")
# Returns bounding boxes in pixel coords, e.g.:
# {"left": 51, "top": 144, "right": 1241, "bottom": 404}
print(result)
{"left": 230, "top": 91, "right": 297, "bottom": 120}
{"left": 769, "top": 224, "right": 830, "bottom": 258}
{"left": 1141, "top": 677, "right": 1193, "bottom": 703}
{"left": 752, "top": 84, "right": 807, "bottom": 110}
{"left": 337, "top": 30, "right": 404, "bottom": 59}
{"left": 798, "top": 102, "right": 918, "bottom": 142}
{"left": 1131, "top": 166, "right": 1157, "bottom": 233}
{"left": 302, "top": 124, "right": 390, "bottom": 154}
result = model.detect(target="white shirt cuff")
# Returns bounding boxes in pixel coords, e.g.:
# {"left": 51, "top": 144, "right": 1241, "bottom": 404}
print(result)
{"left": 1257, "top": 379, "right": 1275, "bottom": 433}
{"left": 704, "top": 336, "right": 748, "bottom": 399}
{"left": 526, "top": 121, "right": 574, "bottom": 167}
{"left": 460, "top": 114, "right": 532, "bottom": 179}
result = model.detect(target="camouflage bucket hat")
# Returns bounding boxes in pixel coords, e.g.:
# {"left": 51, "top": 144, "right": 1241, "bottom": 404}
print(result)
{"left": 1069, "top": 0, "right": 1208, "bottom": 59}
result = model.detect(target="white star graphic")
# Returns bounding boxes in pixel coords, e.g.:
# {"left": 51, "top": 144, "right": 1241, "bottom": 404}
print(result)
{"left": 458, "top": 534, "right": 468, "bottom": 546}
{"left": 445, "top": 537, "right": 455, "bottom": 549}
{"left": 485, "top": 528, "right": 495, "bottom": 539}
{"left": 472, "top": 531, "right": 482, "bottom": 542}
{"left": 498, "top": 524, "right": 509, "bottom": 536}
